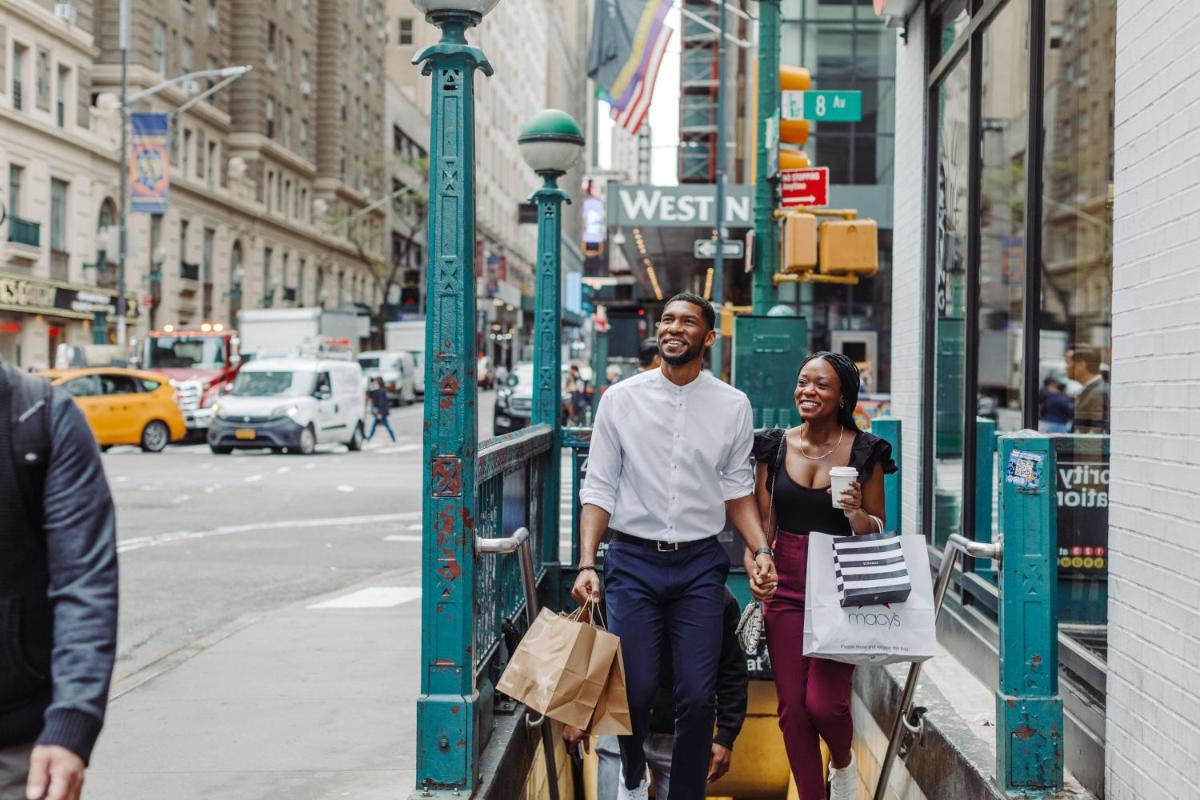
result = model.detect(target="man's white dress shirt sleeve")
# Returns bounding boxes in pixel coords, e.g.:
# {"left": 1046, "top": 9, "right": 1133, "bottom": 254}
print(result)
{"left": 579, "top": 389, "right": 620, "bottom": 514}
{"left": 720, "top": 398, "right": 756, "bottom": 501}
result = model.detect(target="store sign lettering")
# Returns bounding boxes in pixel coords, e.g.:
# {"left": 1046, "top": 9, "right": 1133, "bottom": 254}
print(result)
{"left": 611, "top": 185, "right": 754, "bottom": 228}
{"left": 0, "top": 277, "right": 57, "bottom": 308}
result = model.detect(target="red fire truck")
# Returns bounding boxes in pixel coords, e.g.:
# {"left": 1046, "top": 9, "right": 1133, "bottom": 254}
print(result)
{"left": 141, "top": 324, "right": 240, "bottom": 433}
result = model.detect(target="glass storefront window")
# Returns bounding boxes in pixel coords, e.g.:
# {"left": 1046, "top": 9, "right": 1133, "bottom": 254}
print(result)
{"left": 931, "top": 55, "right": 970, "bottom": 549}
{"left": 1041, "top": 0, "right": 1114, "bottom": 436}
{"left": 937, "top": 0, "right": 969, "bottom": 58}
{"left": 978, "top": 0, "right": 1029, "bottom": 433}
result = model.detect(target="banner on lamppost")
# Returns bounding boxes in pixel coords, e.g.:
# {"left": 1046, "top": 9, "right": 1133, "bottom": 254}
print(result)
{"left": 130, "top": 112, "right": 170, "bottom": 214}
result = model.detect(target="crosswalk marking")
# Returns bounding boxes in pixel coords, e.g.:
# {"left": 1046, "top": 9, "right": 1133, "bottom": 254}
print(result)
{"left": 308, "top": 587, "right": 421, "bottom": 609}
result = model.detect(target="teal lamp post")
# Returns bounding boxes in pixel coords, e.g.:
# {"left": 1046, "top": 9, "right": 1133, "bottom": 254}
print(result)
{"left": 411, "top": 0, "right": 496, "bottom": 793}
{"left": 518, "top": 109, "right": 584, "bottom": 575}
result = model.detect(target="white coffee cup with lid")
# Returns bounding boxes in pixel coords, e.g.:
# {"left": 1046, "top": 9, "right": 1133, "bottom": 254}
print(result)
{"left": 829, "top": 466, "right": 859, "bottom": 509}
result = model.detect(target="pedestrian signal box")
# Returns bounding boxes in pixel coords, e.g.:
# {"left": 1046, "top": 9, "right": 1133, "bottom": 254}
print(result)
{"left": 732, "top": 314, "right": 810, "bottom": 428}
{"left": 782, "top": 213, "right": 818, "bottom": 273}
{"left": 819, "top": 219, "right": 878, "bottom": 276}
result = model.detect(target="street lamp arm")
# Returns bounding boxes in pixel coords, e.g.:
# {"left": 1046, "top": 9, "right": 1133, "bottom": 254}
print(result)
{"left": 171, "top": 72, "right": 245, "bottom": 118}
{"left": 126, "top": 65, "right": 253, "bottom": 106}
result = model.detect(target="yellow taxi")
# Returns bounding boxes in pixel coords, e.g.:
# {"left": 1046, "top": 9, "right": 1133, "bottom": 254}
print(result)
{"left": 40, "top": 367, "right": 187, "bottom": 452}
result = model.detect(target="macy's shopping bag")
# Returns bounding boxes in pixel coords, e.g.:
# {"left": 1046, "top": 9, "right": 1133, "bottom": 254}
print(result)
{"left": 803, "top": 532, "right": 936, "bottom": 665}
{"left": 497, "top": 602, "right": 620, "bottom": 729}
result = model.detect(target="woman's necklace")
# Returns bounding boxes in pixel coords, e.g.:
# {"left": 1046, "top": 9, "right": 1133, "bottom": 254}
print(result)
{"left": 797, "top": 425, "right": 843, "bottom": 460}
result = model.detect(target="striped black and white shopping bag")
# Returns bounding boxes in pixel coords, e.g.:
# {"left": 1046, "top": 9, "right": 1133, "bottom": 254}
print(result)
{"left": 832, "top": 532, "right": 912, "bottom": 608}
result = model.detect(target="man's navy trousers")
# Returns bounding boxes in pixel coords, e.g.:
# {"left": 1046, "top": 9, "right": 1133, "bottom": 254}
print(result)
{"left": 604, "top": 534, "right": 729, "bottom": 799}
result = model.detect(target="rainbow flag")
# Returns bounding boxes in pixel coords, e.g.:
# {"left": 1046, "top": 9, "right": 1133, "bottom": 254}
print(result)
{"left": 587, "top": 0, "right": 673, "bottom": 113}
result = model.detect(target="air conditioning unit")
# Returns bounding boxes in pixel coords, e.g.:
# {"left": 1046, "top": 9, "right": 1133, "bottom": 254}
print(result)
{"left": 300, "top": 80, "right": 312, "bottom": 97}
{"left": 54, "top": 2, "right": 77, "bottom": 23}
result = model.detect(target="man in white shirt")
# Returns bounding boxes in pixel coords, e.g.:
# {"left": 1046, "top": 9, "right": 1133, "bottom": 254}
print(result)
{"left": 574, "top": 293, "right": 777, "bottom": 800}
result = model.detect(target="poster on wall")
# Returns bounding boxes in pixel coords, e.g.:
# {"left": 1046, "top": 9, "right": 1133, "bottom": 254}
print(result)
{"left": 1054, "top": 436, "right": 1109, "bottom": 576}
{"left": 130, "top": 113, "right": 170, "bottom": 214}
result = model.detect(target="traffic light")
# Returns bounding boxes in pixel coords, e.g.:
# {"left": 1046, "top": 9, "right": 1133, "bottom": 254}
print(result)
{"left": 581, "top": 282, "right": 596, "bottom": 314}
{"left": 779, "top": 65, "right": 811, "bottom": 171}
{"left": 781, "top": 212, "right": 818, "bottom": 274}
{"left": 818, "top": 219, "right": 879, "bottom": 276}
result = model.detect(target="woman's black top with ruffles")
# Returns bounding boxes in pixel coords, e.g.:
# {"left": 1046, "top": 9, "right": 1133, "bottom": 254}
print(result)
{"left": 752, "top": 427, "right": 898, "bottom": 536}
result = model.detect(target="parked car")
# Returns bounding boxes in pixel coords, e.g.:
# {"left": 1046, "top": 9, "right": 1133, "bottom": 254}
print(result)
{"left": 40, "top": 367, "right": 187, "bottom": 452}
{"left": 493, "top": 363, "right": 576, "bottom": 435}
{"left": 207, "top": 357, "right": 367, "bottom": 454}
{"left": 357, "top": 350, "right": 417, "bottom": 406}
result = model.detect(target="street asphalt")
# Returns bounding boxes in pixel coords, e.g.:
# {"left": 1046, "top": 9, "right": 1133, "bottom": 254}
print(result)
{"left": 84, "top": 393, "right": 499, "bottom": 799}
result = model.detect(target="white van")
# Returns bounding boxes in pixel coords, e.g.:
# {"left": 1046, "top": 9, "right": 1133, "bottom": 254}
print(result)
{"left": 357, "top": 350, "right": 417, "bottom": 406}
{"left": 207, "top": 357, "right": 366, "bottom": 454}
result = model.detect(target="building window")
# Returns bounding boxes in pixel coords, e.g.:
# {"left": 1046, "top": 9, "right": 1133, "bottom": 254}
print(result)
{"left": 208, "top": 0, "right": 218, "bottom": 29}
{"left": 299, "top": 119, "right": 309, "bottom": 159}
{"left": 283, "top": 108, "right": 292, "bottom": 149}
{"left": 35, "top": 48, "right": 50, "bottom": 112}
{"left": 262, "top": 247, "right": 273, "bottom": 304}
{"left": 181, "top": 39, "right": 193, "bottom": 77}
{"left": 339, "top": 85, "right": 348, "bottom": 121}
{"left": 8, "top": 165, "right": 23, "bottom": 216}
{"left": 179, "top": 218, "right": 189, "bottom": 274}
{"left": 300, "top": 188, "right": 308, "bottom": 221}
{"left": 207, "top": 142, "right": 217, "bottom": 190}
{"left": 297, "top": 258, "right": 306, "bottom": 303}
{"left": 11, "top": 45, "right": 25, "bottom": 110}
{"left": 50, "top": 179, "right": 68, "bottom": 252}
{"left": 265, "top": 97, "right": 275, "bottom": 139}
{"left": 56, "top": 65, "right": 69, "bottom": 128}
{"left": 265, "top": 170, "right": 273, "bottom": 210}
{"left": 153, "top": 22, "right": 167, "bottom": 75}
{"left": 267, "top": 23, "right": 277, "bottom": 70}
{"left": 284, "top": 37, "right": 293, "bottom": 79}
{"left": 397, "top": 18, "right": 413, "bottom": 45}
{"left": 182, "top": 129, "right": 193, "bottom": 178}
{"left": 284, "top": 179, "right": 291, "bottom": 217}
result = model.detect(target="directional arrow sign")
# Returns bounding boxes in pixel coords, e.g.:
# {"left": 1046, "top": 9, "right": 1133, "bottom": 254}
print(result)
{"left": 694, "top": 239, "right": 745, "bottom": 260}
{"left": 781, "top": 167, "right": 830, "bottom": 208}
{"left": 781, "top": 90, "right": 863, "bottom": 123}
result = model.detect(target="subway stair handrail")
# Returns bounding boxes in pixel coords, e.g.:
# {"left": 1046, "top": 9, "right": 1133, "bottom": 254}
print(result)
{"left": 872, "top": 533, "right": 1003, "bottom": 800}
{"left": 474, "top": 527, "right": 560, "bottom": 800}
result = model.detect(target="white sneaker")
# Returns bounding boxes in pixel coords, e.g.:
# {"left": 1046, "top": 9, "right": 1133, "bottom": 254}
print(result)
{"left": 616, "top": 765, "right": 650, "bottom": 800}
{"left": 828, "top": 750, "right": 859, "bottom": 800}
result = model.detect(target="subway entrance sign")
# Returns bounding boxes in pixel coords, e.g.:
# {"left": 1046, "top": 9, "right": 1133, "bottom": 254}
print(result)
{"left": 781, "top": 167, "right": 829, "bottom": 208}
{"left": 781, "top": 90, "right": 863, "bottom": 123}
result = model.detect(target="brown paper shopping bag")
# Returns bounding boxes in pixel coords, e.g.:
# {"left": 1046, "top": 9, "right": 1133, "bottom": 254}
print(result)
{"left": 586, "top": 639, "right": 632, "bottom": 735}
{"left": 497, "top": 602, "right": 620, "bottom": 729}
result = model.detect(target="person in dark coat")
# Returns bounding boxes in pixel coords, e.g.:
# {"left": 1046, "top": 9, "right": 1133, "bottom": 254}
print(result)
{"left": 366, "top": 377, "right": 396, "bottom": 442}
{"left": 0, "top": 362, "right": 118, "bottom": 800}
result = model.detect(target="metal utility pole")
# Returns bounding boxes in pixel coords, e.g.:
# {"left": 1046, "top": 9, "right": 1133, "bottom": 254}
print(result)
{"left": 116, "top": 0, "right": 129, "bottom": 348}
{"left": 752, "top": 0, "right": 781, "bottom": 314}
{"left": 711, "top": 0, "right": 728, "bottom": 378}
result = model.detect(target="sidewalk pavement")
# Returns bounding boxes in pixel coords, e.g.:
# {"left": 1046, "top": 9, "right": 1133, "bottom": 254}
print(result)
{"left": 86, "top": 569, "right": 422, "bottom": 800}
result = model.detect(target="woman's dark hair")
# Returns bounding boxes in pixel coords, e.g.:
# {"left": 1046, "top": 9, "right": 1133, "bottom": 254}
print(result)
{"left": 797, "top": 351, "right": 861, "bottom": 430}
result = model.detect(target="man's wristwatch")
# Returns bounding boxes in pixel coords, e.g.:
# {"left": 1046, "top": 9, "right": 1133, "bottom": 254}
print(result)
{"left": 753, "top": 546, "right": 774, "bottom": 559}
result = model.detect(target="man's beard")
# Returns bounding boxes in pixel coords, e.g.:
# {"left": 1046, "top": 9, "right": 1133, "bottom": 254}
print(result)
{"left": 659, "top": 338, "right": 706, "bottom": 367}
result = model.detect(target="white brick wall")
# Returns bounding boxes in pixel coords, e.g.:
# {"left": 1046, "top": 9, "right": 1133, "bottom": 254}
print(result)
{"left": 1106, "top": 0, "right": 1200, "bottom": 797}
{"left": 888, "top": 7, "right": 927, "bottom": 538}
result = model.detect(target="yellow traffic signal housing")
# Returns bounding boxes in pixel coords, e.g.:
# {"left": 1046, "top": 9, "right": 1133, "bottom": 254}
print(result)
{"left": 780, "top": 65, "right": 811, "bottom": 91}
{"left": 819, "top": 219, "right": 879, "bottom": 276}
{"left": 782, "top": 212, "right": 818, "bottom": 274}
{"left": 779, "top": 149, "right": 811, "bottom": 170}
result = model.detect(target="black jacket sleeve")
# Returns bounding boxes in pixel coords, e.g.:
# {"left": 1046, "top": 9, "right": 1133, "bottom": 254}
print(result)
{"left": 35, "top": 391, "right": 119, "bottom": 764}
{"left": 714, "top": 594, "right": 749, "bottom": 749}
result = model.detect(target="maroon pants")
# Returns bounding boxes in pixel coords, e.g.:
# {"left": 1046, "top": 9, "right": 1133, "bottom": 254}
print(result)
{"left": 764, "top": 530, "right": 856, "bottom": 800}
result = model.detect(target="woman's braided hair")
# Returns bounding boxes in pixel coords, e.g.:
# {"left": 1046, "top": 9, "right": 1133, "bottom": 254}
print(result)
{"left": 797, "top": 351, "right": 861, "bottom": 431}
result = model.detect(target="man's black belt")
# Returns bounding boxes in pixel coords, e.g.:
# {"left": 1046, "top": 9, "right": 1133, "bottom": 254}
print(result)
{"left": 609, "top": 530, "right": 712, "bottom": 552}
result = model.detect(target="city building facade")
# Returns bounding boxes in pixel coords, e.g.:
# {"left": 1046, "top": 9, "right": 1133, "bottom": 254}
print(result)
{"left": 878, "top": 0, "right": 1199, "bottom": 796}
{"left": 0, "top": 0, "right": 387, "bottom": 370}
{"left": 387, "top": 0, "right": 589, "bottom": 368}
